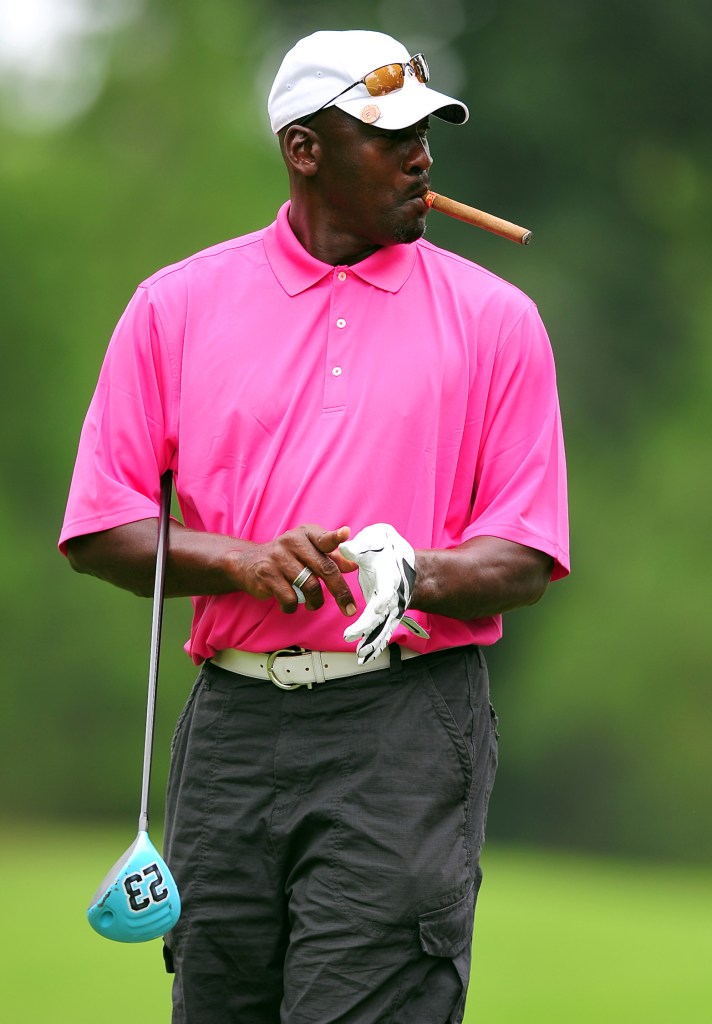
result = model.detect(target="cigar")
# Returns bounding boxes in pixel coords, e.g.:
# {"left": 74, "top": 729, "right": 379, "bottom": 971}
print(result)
{"left": 425, "top": 191, "right": 532, "bottom": 245}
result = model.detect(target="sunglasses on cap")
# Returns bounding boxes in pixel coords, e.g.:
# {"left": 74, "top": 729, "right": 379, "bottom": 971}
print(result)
{"left": 300, "top": 53, "right": 430, "bottom": 126}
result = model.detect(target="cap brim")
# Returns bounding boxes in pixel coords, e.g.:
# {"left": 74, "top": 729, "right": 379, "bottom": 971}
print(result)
{"left": 334, "top": 76, "right": 468, "bottom": 130}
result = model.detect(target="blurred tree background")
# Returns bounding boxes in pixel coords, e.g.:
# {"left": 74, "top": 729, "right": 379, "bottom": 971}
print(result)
{"left": 1, "top": 0, "right": 710, "bottom": 866}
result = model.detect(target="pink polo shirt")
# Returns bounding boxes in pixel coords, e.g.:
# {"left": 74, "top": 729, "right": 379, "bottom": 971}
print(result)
{"left": 60, "top": 202, "right": 569, "bottom": 662}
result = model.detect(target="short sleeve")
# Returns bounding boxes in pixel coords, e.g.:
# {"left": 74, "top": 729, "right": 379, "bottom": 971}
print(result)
{"left": 58, "top": 285, "right": 177, "bottom": 553}
{"left": 462, "top": 303, "right": 569, "bottom": 579}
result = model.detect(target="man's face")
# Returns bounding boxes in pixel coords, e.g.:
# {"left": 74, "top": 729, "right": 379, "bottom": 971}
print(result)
{"left": 310, "top": 109, "right": 433, "bottom": 251}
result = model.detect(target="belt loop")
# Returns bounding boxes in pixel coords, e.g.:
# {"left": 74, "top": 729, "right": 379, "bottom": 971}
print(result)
{"left": 309, "top": 651, "right": 327, "bottom": 684}
{"left": 389, "top": 643, "right": 402, "bottom": 674}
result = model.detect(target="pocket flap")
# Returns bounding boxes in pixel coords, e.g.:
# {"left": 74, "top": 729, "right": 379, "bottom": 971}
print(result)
{"left": 418, "top": 884, "right": 475, "bottom": 958}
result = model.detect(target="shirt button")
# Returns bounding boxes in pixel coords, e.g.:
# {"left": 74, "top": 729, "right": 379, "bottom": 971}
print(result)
{"left": 336, "top": 318, "right": 346, "bottom": 328}
{"left": 332, "top": 366, "right": 342, "bottom": 376}
{"left": 337, "top": 271, "right": 347, "bottom": 281}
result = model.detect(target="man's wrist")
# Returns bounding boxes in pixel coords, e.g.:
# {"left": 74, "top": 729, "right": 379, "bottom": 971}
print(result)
{"left": 218, "top": 539, "right": 257, "bottom": 594}
{"left": 166, "top": 527, "right": 254, "bottom": 597}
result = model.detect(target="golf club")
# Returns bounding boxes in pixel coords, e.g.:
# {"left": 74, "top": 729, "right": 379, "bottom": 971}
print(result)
{"left": 87, "top": 470, "right": 181, "bottom": 943}
{"left": 425, "top": 190, "right": 532, "bottom": 245}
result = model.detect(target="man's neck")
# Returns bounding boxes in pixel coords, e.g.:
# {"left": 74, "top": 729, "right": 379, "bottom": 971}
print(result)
{"left": 287, "top": 202, "right": 381, "bottom": 267}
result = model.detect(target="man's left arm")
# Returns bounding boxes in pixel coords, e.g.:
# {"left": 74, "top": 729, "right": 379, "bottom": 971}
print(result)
{"left": 412, "top": 535, "right": 554, "bottom": 620}
{"left": 339, "top": 527, "right": 555, "bottom": 664}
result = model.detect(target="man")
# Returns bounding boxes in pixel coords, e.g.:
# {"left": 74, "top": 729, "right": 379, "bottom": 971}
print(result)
{"left": 61, "top": 29, "right": 568, "bottom": 1024}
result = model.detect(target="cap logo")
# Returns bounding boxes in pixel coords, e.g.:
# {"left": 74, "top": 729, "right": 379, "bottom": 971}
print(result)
{"left": 360, "top": 104, "right": 382, "bottom": 124}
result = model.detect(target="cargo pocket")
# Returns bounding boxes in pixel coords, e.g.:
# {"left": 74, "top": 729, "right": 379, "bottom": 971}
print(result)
{"left": 418, "top": 881, "right": 477, "bottom": 1023}
{"left": 418, "top": 883, "right": 475, "bottom": 959}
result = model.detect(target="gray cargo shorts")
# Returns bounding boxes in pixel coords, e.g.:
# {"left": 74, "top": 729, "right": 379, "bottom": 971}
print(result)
{"left": 163, "top": 643, "right": 498, "bottom": 1023}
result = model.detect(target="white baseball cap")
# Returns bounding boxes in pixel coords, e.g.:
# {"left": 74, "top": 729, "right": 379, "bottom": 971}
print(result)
{"left": 268, "top": 30, "right": 469, "bottom": 134}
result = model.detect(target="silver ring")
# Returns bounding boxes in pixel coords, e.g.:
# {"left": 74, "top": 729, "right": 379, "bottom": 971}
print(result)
{"left": 292, "top": 567, "right": 313, "bottom": 589}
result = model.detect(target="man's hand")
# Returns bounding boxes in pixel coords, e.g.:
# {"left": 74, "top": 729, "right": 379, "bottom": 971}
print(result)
{"left": 340, "top": 524, "right": 429, "bottom": 664}
{"left": 232, "top": 524, "right": 357, "bottom": 616}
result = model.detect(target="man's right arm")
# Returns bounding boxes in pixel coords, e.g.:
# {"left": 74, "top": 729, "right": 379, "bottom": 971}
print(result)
{"left": 65, "top": 521, "right": 358, "bottom": 616}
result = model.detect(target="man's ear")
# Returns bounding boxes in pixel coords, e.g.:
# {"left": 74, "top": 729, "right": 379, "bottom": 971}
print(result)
{"left": 282, "top": 125, "right": 320, "bottom": 178}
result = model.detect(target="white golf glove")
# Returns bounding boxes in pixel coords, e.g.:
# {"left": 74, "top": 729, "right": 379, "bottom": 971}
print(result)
{"left": 340, "top": 523, "right": 429, "bottom": 665}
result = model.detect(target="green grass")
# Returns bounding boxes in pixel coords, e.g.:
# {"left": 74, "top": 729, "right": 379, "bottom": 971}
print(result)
{"left": 2, "top": 824, "right": 710, "bottom": 1022}
{"left": 471, "top": 848, "right": 712, "bottom": 1022}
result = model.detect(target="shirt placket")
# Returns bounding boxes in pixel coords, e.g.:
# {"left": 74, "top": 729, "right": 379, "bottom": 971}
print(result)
{"left": 323, "top": 267, "right": 351, "bottom": 413}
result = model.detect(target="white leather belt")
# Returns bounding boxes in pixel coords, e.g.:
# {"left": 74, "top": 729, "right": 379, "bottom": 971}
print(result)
{"left": 211, "top": 646, "right": 422, "bottom": 690}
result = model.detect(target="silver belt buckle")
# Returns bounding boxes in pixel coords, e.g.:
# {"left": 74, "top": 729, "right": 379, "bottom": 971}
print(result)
{"left": 266, "top": 648, "right": 312, "bottom": 690}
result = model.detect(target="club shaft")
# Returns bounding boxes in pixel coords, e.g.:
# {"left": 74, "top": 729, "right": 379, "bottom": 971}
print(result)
{"left": 425, "top": 191, "right": 532, "bottom": 245}
{"left": 138, "top": 470, "right": 172, "bottom": 832}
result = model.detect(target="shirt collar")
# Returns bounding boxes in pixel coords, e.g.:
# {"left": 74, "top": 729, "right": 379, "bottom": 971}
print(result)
{"left": 263, "top": 201, "right": 417, "bottom": 296}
